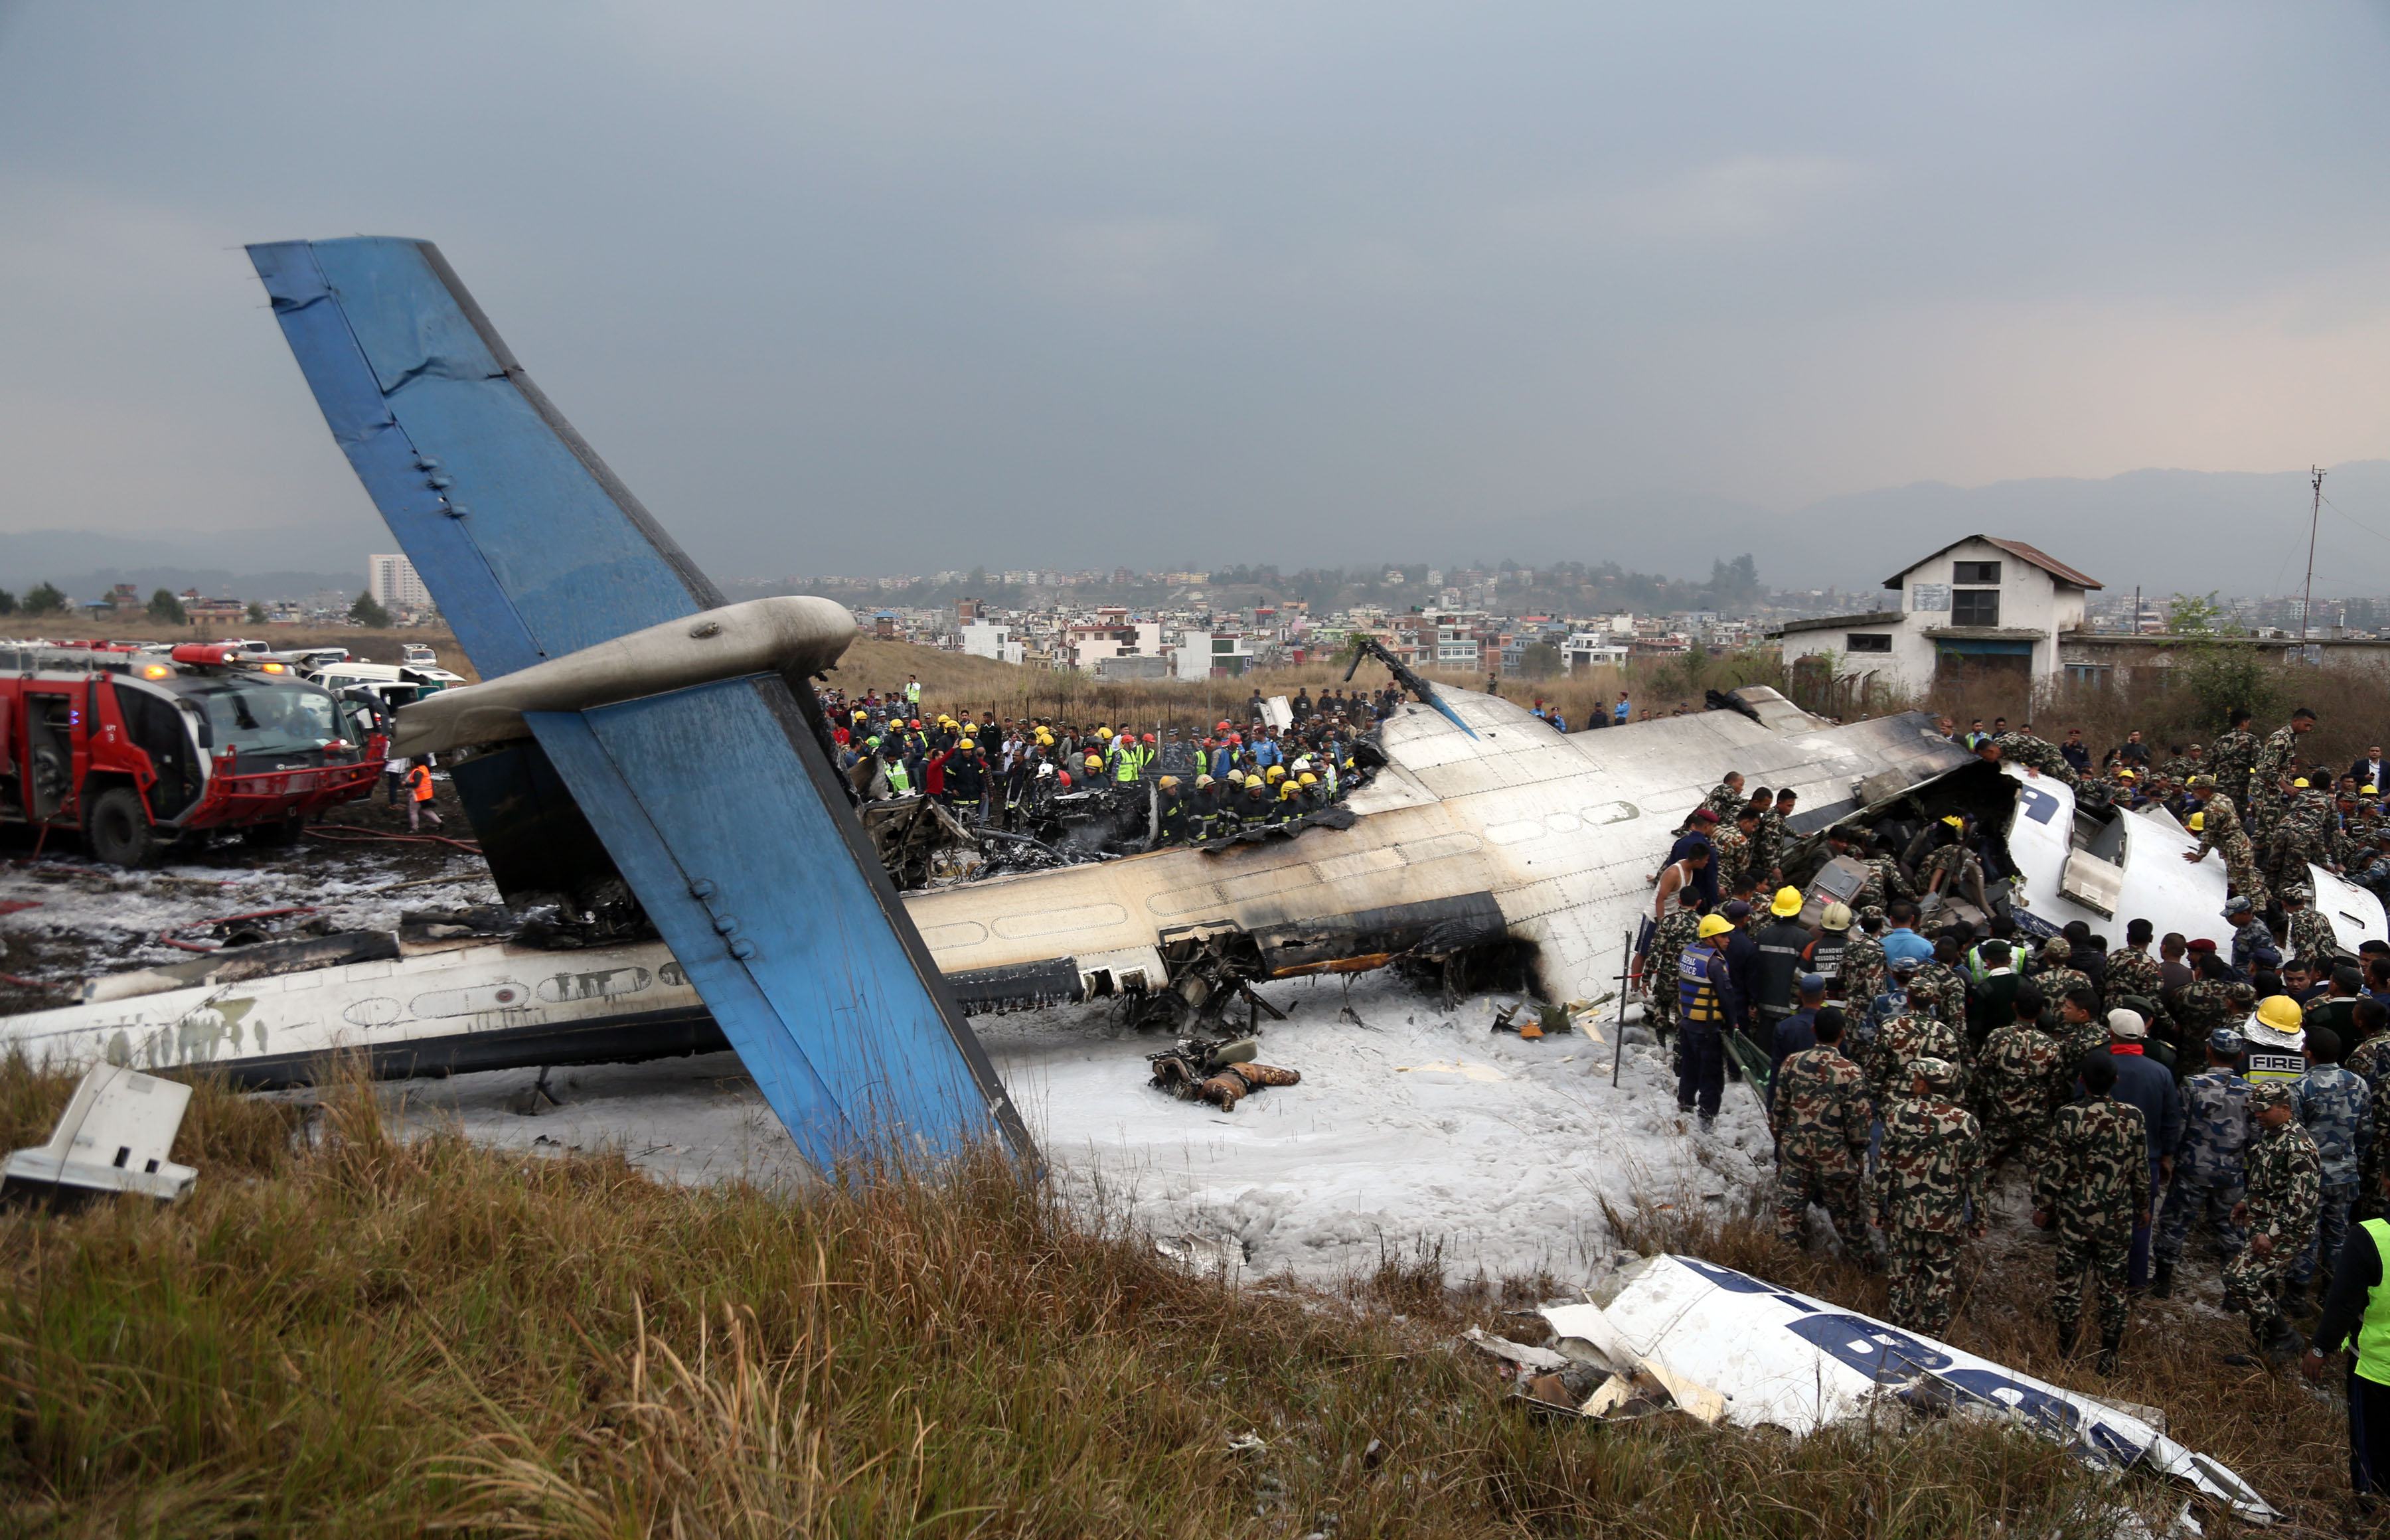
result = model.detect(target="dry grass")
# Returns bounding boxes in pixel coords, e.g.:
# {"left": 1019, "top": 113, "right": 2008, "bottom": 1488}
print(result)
{"left": 0, "top": 1055, "right": 2360, "bottom": 1537}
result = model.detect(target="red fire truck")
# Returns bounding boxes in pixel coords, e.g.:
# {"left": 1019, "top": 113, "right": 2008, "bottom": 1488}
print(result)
{"left": 0, "top": 641, "right": 390, "bottom": 866}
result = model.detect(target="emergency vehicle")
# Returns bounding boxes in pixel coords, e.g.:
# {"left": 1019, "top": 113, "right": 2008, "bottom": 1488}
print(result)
{"left": 0, "top": 641, "right": 388, "bottom": 866}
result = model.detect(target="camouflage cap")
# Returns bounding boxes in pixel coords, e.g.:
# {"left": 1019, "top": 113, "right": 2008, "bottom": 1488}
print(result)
{"left": 1887, "top": 953, "right": 1924, "bottom": 975}
{"left": 2249, "top": 1081, "right": 2298, "bottom": 1115}
{"left": 1861, "top": 904, "right": 1886, "bottom": 921}
{"left": 2041, "top": 936, "right": 2072, "bottom": 959}
{"left": 1909, "top": 1056, "right": 1961, "bottom": 1093}
{"left": 2187, "top": 774, "right": 2216, "bottom": 790}
{"left": 2207, "top": 1027, "right": 2247, "bottom": 1057}
{"left": 2281, "top": 885, "right": 2313, "bottom": 903}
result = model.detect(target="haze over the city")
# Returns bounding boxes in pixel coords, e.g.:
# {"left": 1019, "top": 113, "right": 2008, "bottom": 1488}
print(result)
{"left": 4, "top": 2, "right": 2389, "bottom": 590}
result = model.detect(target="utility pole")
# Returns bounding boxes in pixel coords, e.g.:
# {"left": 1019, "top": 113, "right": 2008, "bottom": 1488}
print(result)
{"left": 2302, "top": 465, "right": 2325, "bottom": 643}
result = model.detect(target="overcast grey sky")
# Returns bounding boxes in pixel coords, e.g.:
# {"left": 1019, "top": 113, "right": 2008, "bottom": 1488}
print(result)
{"left": 3, "top": 1, "right": 2387, "bottom": 578}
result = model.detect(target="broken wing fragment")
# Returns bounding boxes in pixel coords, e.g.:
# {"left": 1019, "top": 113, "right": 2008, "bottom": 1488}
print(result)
{"left": 3, "top": 1064, "right": 197, "bottom": 1203}
{"left": 1521, "top": 1255, "right": 2277, "bottom": 1524}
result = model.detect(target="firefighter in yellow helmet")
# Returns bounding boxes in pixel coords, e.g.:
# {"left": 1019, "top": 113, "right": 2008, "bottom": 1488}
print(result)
{"left": 1676, "top": 913, "right": 1741, "bottom": 1128}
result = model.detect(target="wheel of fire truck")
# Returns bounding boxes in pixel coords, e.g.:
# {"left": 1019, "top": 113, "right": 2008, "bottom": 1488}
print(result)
{"left": 246, "top": 816, "right": 305, "bottom": 847}
{"left": 85, "top": 787, "right": 157, "bottom": 869}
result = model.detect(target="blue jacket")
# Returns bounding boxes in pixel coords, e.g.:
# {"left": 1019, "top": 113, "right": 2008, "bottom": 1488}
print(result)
{"left": 2101, "top": 1047, "right": 2186, "bottom": 1166}
{"left": 1770, "top": 1008, "right": 1818, "bottom": 1073}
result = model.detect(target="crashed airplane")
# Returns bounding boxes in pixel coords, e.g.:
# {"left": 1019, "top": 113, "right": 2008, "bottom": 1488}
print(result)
{"left": 3, "top": 238, "right": 2383, "bottom": 1126}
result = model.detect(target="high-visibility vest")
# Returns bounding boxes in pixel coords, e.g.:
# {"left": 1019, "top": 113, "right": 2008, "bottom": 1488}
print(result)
{"left": 2358, "top": 1217, "right": 2390, "bottom": 1386}
{"left": 885, "top": 761, "right": 912, "bottom": 793}
{"left": 407, "top": 765, "right": 435, "bottom": 803}
{"left": 1115, "top": 745, "right": 1148, "bottom": 784}
{"left": 1678, "top": 946, "right": 1727, "bottom": 1026}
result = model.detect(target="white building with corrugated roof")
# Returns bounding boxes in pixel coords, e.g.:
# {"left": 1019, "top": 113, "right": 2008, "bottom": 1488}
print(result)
{"left": 1771, "top": 536, "right": 2102, "bottom": 694}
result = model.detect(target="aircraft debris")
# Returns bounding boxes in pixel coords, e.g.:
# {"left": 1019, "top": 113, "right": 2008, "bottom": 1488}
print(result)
{"left": 1502, "top": 1254, "right": 2276, "bottom": 1524}
{"left": 3, "top": 1063, "right": 198, "bottom": 1205}
{"left": 1147, "top": 1036, "right": 1301, "bottom": 1110}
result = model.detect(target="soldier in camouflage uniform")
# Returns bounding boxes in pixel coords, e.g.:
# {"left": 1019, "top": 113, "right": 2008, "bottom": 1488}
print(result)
{"left": 1678, "top": 773, "right": 1744, "bottom": 835}
{"left": 1978, "top": 729, "right": 2079, "bottom": 787}
{"left": 2177, "top": 952, "right": 2257, "bottom": 1050}
{"left": 1642, "top": 889, "right": 1706, "bottom": 1041}
{"left": 1903, "top": 934, "right": 1972, "bottom": 1034}
{"left": 1750, "top": 788, "right": 1798, "bottom": 888}
{"left": 2105, "top": 921, "right": 2176, "bottom": 1041}
{"left": 2290, "top": 1026, "right": 2373, "bottom": 1305}
{"left": 2026, "top": 936, "right": 2095, "bottom": 1019}
{"left": 2033, "top": 1054, "right": 2148, "bottom": 1371}
{"left": 1877, "top": 1056, "right": 1988, "bottom": 1337}
{"left": 1870, "top": 986, "right": 1968, "bottom": 1107}
{"left": 2152, "top": 1028, "right": 2252, "bottom": 1298}
{"left": 2342, "top": 1000, "right": 2390, "bottom": 1221}
{"left": 2278, "top": 885, "right": 2340, "bottom": 972}
{"left": 2266, "top": 777, "right": 2339, "bottom": 891}
{"left": 1772, "top": 1011, "right": 1873, "bottom": 1252}
{"left": 2047, "top": 984, "right": 2114, "bottom": 1072}
{"left": 2207, "top": 710, "right": 2261, "bottom": 810}
{"left": 1853, "top": 836, "right": 1916, "bottom": 913}
{"left": 2249, "top": 710, "right": 2317, "bottom": 840}
{"left": 2223, "top": 1080, "right": 2324, "bottom": 1367}
{"left": 2184, "top": 777, "right": 2269, "bottom": 909}
{"left": 1840, "top": 909, "right": 1889, "bottom": 1018}
{"left": 1972, "top": 984, "right": 2065, "bottom": 1172}
{"left": 1710, "top": 810, "right": 1759, "bottom": 900}
{"left": 1858, "top": 952, "right": 1924, "bottom": 1065}
{"left": 1916, "top": 822, "right": 1989, "bottom": 917}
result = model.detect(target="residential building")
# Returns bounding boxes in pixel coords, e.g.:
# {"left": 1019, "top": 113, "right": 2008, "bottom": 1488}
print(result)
{"left": 1771, "top": 536, "right": 2100, "bottom": 693}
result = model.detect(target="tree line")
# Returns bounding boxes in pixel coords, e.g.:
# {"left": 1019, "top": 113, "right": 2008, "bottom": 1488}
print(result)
{"left": 0, "top": 583, "right": 392, "bottom": 628}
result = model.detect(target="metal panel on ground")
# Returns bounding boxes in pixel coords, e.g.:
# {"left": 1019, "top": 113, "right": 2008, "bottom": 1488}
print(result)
{"left": 247, "top": 236, "right": 1028, "bottom": 1165}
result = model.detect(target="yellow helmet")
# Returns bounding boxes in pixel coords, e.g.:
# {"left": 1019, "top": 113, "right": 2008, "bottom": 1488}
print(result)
{"left": 1297, "top": 772, "right": 1317, "bottom": 786}
{"left": 1770, "top": 886, "right": 1804, "bottom": 917}
{"left": 2367, "top": 785, "right": 2381, "bottom": 796}
{"left": 1279, "top": 781, "right": 1301, "bottom": 800}
{"left": 2256, "top": 994, "right": 2304, "bottom": 1034}
{"left": 1265, "top": 765, "right": 1286, "bottom": 781}
{"left": 1084, "top": 753, "right": 1102, "bottom": 767}
{"left": 958, "top": 738, "right": 975, "bottom": 749}
{"left": 1697, "top": 914, "right": 1734, "bottom": 939}
{"left": 2188, "top": 812, "right": 2205, "bottom": 830}
{"left": 2295, "top": 778, "right": 2310, "bottom": 789}
{"left": 1158, "top": 775, "right": 1179, "bottom": 790}
{"left": 1941, "top": 814, "right": 1963, "bottom": 829}
{"left": 2117, "top": 769, "right": 2136, "bottom": 780}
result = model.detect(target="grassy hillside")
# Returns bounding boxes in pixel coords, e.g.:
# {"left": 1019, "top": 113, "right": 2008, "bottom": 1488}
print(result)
{"left": 0, "top": 1057, "right": 2353, "bottom": 1536}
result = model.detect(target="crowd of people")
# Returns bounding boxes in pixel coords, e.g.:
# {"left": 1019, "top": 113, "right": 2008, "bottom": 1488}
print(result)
{"left": 812, "top": 676, "right": 1395, "bottom": 846}
{"left": 1641, "top": 708, "right": 2390, "bottom": 1482}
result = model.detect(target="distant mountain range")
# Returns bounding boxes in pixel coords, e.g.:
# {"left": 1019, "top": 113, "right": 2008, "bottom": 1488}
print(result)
{"left": 0, "top": 526, "right": 366, "bottom": 604}
{"left": 15, "top": 459, "right": 2390, "bottom": 608}
{"left": 1475, "top": 460, "right": 2390, "bottom": 599}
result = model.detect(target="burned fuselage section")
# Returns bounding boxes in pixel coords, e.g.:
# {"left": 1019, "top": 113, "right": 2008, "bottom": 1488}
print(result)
{"left": 4, "top": 683, "right": 2084, "bottom": 1087}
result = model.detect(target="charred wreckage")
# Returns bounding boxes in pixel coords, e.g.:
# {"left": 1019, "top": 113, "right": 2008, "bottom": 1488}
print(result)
{"left": 2, "top": 237, "right": 2383, "bottom": 1174}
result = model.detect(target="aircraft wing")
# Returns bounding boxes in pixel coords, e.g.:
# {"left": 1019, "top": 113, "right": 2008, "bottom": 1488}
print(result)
{"left": 246, "top": 236, "right": 1030, "bottom": 1165}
